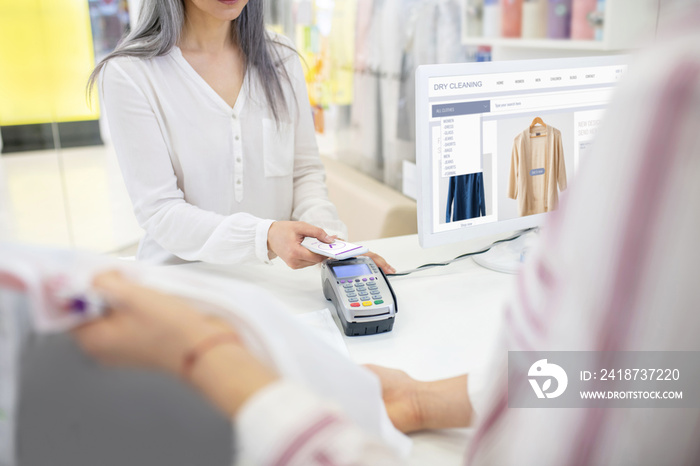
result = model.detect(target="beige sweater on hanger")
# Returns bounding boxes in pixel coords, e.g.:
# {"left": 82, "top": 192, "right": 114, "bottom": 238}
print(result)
{"left": 508, "top": 125, "right": 567, "bottom": 216}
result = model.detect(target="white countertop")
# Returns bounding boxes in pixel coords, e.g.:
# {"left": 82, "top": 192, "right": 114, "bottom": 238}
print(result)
{"left": 185, "top": 233, "right": 516, "bottom": 465}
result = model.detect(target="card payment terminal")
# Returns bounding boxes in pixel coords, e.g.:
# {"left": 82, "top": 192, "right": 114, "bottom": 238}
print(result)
{"left": 321, "top": 256, "right": 397, "bottom": 336}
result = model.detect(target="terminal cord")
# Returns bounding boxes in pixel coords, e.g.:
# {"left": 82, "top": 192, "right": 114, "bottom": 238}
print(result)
{"left": 386, "top": 228, "right": 537, "bottom": 277}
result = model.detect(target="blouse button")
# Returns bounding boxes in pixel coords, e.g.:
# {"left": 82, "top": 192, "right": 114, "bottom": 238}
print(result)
{"left": 235, "top": 135, "right": 240, "bottom": 141}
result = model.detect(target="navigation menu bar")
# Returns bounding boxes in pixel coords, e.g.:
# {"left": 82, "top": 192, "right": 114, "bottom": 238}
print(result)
{"left": 429, "top": 65, "right": 626, "bottom": 99}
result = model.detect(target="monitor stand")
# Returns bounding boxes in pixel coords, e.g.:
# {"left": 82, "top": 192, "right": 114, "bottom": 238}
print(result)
{"left": 472, "top": 229, "right": 540, "bottom": 274}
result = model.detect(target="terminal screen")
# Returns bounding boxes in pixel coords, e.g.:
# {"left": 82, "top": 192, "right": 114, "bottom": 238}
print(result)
{"left": 332, "top": 264, "right": 371, "bottom": 279}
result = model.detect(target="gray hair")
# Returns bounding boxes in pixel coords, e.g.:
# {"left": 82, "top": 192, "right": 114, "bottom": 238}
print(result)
{"left": 87, "top": 0, "right": 292, "bottom": 122}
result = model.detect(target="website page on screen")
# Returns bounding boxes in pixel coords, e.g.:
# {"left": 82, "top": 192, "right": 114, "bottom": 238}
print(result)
{"left": 428, "top": 63, "right": 626, "bottom": 233}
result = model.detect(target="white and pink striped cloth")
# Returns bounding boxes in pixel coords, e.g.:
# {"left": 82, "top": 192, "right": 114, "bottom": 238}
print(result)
{"left": 233, "top": 8, "right": 700, "bottom": 466}
{"left": 467, "top": 10, "right": 700, "bottom": 465}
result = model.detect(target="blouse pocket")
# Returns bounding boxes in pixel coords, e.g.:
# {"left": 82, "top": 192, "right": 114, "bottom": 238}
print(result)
{"left": 262, "top": 118, "right": 295, "bottom": 177}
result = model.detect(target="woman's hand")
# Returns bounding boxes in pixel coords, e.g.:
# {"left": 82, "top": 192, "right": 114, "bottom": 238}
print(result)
{"left": 362, "top": 252, "right": 396, "bottom": 275}
{"left": 73, "top": 271, "right": 277, "bottom": 417}
{"left": 267, "top": 221, "right": 335, "bottom": 269}
{"left": 266, "top": 221, "right": 396, "bottom": 274}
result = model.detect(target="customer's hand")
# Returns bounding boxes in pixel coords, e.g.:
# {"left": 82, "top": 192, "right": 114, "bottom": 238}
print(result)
{"left": 73, "top": 271, "right": 278, "bottom": 417}
{"left": 73, "top": 271, "right": 224, "bottom": 374}
{"left": 267, "top": 221, "right": 335, "bottom": 269}
{"left": 365, "top": 364, "right": 472, "bottom": 433}
{"left": 365, "top": 364, "right": 427, "bottom": 433}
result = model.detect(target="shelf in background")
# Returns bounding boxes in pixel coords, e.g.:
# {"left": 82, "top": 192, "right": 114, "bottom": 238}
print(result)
{"left": 462, "top": 37, "right": 613, "bottom": 51}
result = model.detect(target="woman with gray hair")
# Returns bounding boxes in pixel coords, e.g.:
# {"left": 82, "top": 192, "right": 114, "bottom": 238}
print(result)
{"left": 89, "top": 0, "right": 393, "bottom": 272}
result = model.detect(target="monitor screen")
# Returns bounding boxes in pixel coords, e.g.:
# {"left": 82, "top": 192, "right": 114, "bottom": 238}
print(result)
{"left": 416, "top": 56, "right": 627, "bottom": 248}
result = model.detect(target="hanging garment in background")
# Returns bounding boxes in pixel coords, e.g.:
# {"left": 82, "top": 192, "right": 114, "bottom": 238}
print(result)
{"left": 571, "top": 0, "right": 597, "bottom": 40}
{"left": 502, "top": 0, "right": 523, "bottom": 38}
{"left": 462, "top": 0, "right": 484, "bottom": 37}
{"left": 376, "top": 0, "right": 423, "bottom": 190}
{"left": 264, "top": 0, "right": 294, "bottom": 36}
{"left": 351, "top": 0, "right": 464, "bottom": 191}
{"left": 547, "top": 0, "right": 572, "bottom": 39}
{"left": 483, "top": 0, "right": 502, "bottom": 37}
{"left": 522, "top": 0, "right": 548, "bottom": 38}
{"left": 349, "top": 0, "right": 419, "bottom": 189}
{"left": 594, "top": 0, "right": 606, "bottom": 40}
{"left": 347, "top": 0, "right": 381, "bottom": 174}
{"left": 508, "top": 124, "right": 567, "bottom": 216}
{"left": 396, "top": 0, "right": 468, "bottom": 188}
{"left": 446, "top": 173, "right": 486, "bottom": 222}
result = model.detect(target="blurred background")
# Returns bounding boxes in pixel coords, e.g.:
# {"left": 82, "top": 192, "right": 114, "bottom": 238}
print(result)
{"left": 0, "top": 0, "right": 666, "bottom": 255}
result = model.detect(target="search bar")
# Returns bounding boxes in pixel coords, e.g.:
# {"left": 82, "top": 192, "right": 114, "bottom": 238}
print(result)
{"left": 491, "top": 89, "right": 614, "bottom": 113}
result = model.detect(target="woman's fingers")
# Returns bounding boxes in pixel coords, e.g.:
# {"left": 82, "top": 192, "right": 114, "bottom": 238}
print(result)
{"left": 363, "top": 251, "right": 396, "bottom": 275}
{"left": 268, "top": 221, "right": 334, "bottom": 269}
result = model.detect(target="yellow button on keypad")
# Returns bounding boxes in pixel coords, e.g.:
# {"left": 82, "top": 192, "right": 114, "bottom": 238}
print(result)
{"left": 362, "top": 301, "right": 372, "bottom": 306}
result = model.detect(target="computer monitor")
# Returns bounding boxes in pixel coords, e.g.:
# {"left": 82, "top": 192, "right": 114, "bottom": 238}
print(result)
{"left": 415, "top": 55, "right": 627, "bottom": 270}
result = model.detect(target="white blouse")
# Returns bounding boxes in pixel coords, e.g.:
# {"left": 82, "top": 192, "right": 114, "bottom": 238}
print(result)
{"left": 100, "top": 34, "right": 347, "bottom": 265}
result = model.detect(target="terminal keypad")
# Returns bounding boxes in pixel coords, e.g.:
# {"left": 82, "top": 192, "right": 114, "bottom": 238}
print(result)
{"left": 340, "top": 276, "right": 383, "bottom": 307}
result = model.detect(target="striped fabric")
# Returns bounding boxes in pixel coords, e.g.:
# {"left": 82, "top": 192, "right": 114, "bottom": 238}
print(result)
{"left": 468, "top": 13, "right": 700, "bottom": 466}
